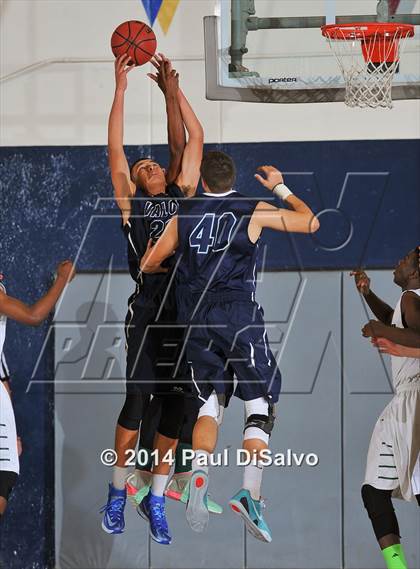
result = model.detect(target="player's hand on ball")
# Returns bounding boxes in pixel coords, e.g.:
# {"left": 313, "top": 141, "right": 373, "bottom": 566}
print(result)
{"left": 254, "top": 166, "right": 284, "bottom": 190}
{"left": 350, "top": 269, "right": 370, "bottom": 296}
{"left": 57, "top": 260, "right": 76, "bottom": 283}
{"left": 114, "top": 53, "right": 134, "bottom": 92}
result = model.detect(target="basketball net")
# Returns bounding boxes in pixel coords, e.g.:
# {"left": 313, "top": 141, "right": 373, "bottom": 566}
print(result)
{"left": 322, "top": 23, "right": 414, "bottom": 109}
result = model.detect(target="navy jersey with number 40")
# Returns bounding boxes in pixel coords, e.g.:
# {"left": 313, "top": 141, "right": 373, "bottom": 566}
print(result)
{"left": 177, "top": 189, "right": 282, "bottom": 405}
{"left": 177, "top": 190, "right": 259, "bottom": 296}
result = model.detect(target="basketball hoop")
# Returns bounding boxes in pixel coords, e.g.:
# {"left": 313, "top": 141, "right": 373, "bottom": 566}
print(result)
{"left": 321, "top": 22, "right": 414, "bottom": 108}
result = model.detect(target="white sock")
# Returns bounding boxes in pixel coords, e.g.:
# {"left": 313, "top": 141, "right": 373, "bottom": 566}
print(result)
{"left": 243, "top": 461, "right": 264, "bottom": 501}
{"left": 192, "top": 449, "right": 210, "bottom": 475}
{"left": 151, "top": 474, "right": 169, "bottom": 497}
{"left": 113, "top": 466, "right": 128, "bottom": 490}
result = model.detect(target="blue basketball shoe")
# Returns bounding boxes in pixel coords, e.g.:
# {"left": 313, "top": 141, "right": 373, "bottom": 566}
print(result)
{"left": 100, "top": 483, "right": 127, "bottom": 534}
{"left": 229, "top": 489, "right": 272, "bottom": 543}
{"left": 138, "top": 491, "right": 172, "bottom": 545}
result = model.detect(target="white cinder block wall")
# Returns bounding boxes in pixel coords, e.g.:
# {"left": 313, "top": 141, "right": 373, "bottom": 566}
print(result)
{"left": 0, "top": 0, "right": 419, "bottom": 147}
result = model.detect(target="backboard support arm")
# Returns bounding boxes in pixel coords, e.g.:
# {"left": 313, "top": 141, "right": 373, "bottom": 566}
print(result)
{"left": 204, "top": 15, "right": 420, "bottom": 104}
{"left": 229, "top": 0, "right": 420, "bottom": 73}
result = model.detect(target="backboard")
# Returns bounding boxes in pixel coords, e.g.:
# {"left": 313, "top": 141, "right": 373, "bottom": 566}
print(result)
{"left": 205, "top": 0, "right": 420, "bottom": 103}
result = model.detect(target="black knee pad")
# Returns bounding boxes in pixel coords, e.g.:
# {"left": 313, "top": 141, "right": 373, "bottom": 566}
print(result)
{"left": 0, "top": 470, "right": 18, "bottom": 503}
{"left": 416, "top": 494, "right": 420, "bottom": 507}
{"left": 244, "top": 404, "right": 276, "bottom": 436}
{"left": 117, "top": 392, "right": 148, "bottom": 431}
{"left": 361, "top": 484, "right": 400, "bottom": 540}
{"left": 156, "top": 393, "right": 185, "bottom": 439}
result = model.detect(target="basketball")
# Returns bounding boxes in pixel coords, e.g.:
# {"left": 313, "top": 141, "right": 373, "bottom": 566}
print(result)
{"left": 111, "top": 20, "right": 157, "bottom": 66}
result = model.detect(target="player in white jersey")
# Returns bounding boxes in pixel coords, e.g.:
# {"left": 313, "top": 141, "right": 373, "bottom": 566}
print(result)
{"left": 351, "top": 247, "right": 420, "bottom": 569}
{"left": 0, "top": 261, "right": 75, "bottom": 518}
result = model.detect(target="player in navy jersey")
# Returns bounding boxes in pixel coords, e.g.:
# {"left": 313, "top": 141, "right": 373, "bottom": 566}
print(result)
{"left": 101, "top": 53, "right": 203, "bottom": 544}
{"left": 141, "top": 151, "right": 320, "bottom": 542}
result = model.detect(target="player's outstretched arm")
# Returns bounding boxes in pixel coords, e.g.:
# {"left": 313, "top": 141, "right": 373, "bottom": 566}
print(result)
{"left": 148, "top": 54, "right": 185, "bottom": 185}
{"left": 108, "top": 54, "right": 135, "bottom": 224}
{"left": 249, "top": 166, "right": 320, "bottom": 240}
{"left": 350, "top": 270, "right": 394, "bottom": 324}
{"left": 0, "top": 261, "right": 75, "bottom": 326}
{"left": 174, "top": 89, "right": 204, "bottom": 197}
{"left": 372, "top": 337, "right": 420, "bottom": 357}
{"left": 140, "top": 217, "right": 179, "bottom": 273}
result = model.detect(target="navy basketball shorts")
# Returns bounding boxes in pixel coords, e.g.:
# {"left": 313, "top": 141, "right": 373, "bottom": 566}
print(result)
{"left": 124, "top": 288, "right": 190, "bottom": 395}
{"left": 184, "top": 292, "right": 282, "bottom": 406}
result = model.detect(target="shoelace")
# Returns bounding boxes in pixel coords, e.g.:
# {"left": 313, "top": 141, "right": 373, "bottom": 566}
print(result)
{"left": 100, "top": 497, "right": 125, "bottom": 524}
{"left": 150, "top": 501, "right": 169, "bottom": 533}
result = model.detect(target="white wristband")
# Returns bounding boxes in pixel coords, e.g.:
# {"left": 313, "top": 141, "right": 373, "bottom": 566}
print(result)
{"left": 273, "top": 183, "right": 293, "bottom": 201}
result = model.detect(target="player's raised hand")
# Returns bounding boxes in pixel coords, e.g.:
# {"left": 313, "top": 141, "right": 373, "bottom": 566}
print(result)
{"left": 56, "top": 260, "right": 76, "bottom": 283}
{"left": 148, "top": 52, "right": 173, "bottom": 80}
{"left": 350, "top": 269, "right": 370, "bottom": 296}
{"left": 148, "top": 53, "right": 179, "bottom": 94}
{"left": 254, "top": 166, "right": 284, "bottom": 190}
{"left": 362, "top": 319, "right": 386, "bottom": 338}
{"left": 114, "top": 53, "right": 135, "bottom": 92}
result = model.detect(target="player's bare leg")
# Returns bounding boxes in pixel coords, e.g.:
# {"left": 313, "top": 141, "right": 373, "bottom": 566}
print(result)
{"left": 192, "top": 416, "right": 218, "bottom": 454}
{"left": 151, "top": 432, "right": 178, "bottom": 476}
{"left": 114, "top": 425, "right": 138, "bottom": 472}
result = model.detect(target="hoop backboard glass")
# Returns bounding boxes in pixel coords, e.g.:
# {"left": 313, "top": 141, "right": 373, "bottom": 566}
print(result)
{"left": 205, "top": 0, "right": 420, "bottom": 103}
